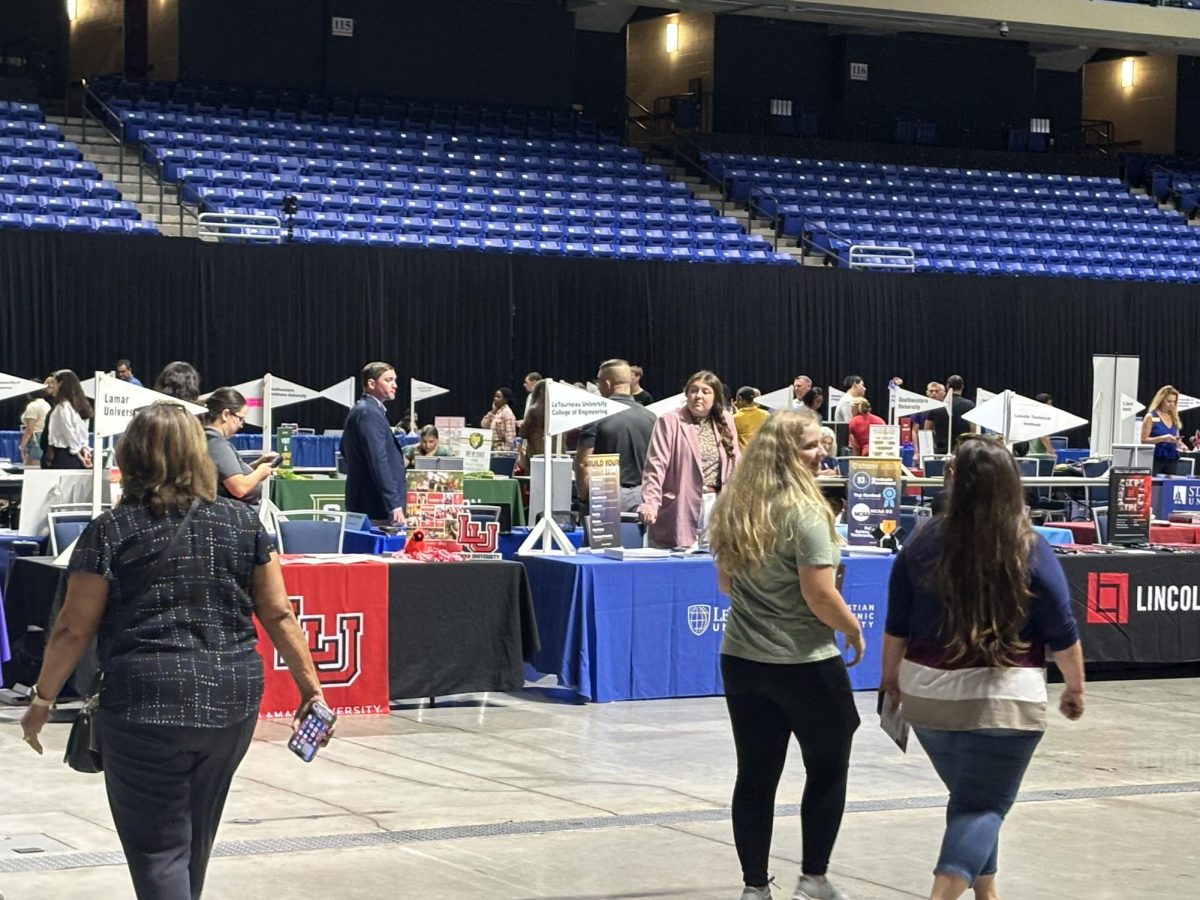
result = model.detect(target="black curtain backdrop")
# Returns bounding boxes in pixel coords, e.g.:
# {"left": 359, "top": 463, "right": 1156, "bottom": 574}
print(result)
{"left": 2, "top": 230, "right": 1199, "bottom": 440}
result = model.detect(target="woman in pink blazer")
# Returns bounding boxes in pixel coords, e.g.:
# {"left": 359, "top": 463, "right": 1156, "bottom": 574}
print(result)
{"left": 639, "top": 371, "right": 740, "bottom": 548}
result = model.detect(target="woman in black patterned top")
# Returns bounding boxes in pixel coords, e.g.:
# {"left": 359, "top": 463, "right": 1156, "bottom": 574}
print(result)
{"left": 21, "top": 402, "right": 327, "bottom": 900}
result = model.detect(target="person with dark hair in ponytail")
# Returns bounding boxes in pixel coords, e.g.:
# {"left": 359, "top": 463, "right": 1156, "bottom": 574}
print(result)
{"left": 201, "top": 388, "right": 276, "bottom": 509}
{"left": 639, "top": 370, "right": 739, "bottom": 549}
{"left": 882, "top": 435, "right": 1085, "bottom": 900}
{"left": 43, "top": 369, "right": 94, "bottom": 469}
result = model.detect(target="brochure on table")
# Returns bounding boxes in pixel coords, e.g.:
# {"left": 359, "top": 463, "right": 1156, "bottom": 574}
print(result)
{"left": 452, "top": 428, "right": 492, "bottom": 472}
{"left": 584, "top": 454, "right": 622, "bottom": 550}
{"left": 846, "top": 457, "right": 903, "bottom": 550}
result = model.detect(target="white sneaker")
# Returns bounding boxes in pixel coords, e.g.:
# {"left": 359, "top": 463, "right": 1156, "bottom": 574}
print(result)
{"left": 793, "top": 874, "right": 849, "bottom": 900}
{"left": 740, "top": 886, "right": 773, "bottom": 900}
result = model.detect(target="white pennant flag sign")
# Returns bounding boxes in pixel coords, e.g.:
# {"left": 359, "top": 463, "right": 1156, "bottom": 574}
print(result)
{"left": 890, "top": 385, "right": 944, "bottom": 417}
{"left": 645, "top": 392, "right": 686, "bottom": 417}
{"left": 963, "top": 390, "right": 1087, "bottom": 442}
{"left": 755, "top": 385, "right": 798, "bottom": 411}
{"left": 1119, "top": 393, "right": 1144, "bottom": 419}
{"left": 828, "top": 386, "right": 845, "bottom": 407}
{"left": 1177, "top": 392, "right": 1200, "bottom": 412}
{"left": 547, "top": 379, "right": 630, "bottom": 436}
{"left": 320, "top": 376, "right": 356, "bottom": 409}
{"left": 268, "top": 375, "right": 320, "bottom": 408}
{"left": 0, "top": 372, "right": 48, "bottom": 403}
{"left": 206, "top": 378, "right": 266, "bottom": 427}
{"left": 79, "top": 373, "right": 116, "bottom": 399}
{"left": 977, "top": 388, "right": 996, "bottom": 406}
{"left": 411, "top": 378, "right": 450, "bottom": 402}
{"left": 94, "top": 373, "right": 206, "bottom": 438}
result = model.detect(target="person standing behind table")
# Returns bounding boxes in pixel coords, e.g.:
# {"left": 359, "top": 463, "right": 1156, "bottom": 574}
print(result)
{"left": 630, "top": 365, "right": 655, "bottom": 406}
{"left": 201, "top": 388, "right": 277, "bottom": 510}
{"left": 708, "top": 408, "right": 865, "bottom": 900}
{"left": 115, "top": 359, "right": 143, "bottom": 387}
{"left": 43, "top": 369, "right": 93, "bottom": 469}
{"left": 847, "top": 398, "right": 886, "bottom": 456}
{"left": 18, "top": 389, "right": 51, "bottom": 468}
{"left": 732, "top": 386, "right": 770, "bottom": 451}
{"left": 20, "top": 402, "right": 330, "bottom": 900}
{"left": 403, "top": 425, "right": 451, "bottom": 463}
{"left": 481, "top": 387, "right": 518, "bottom": 450}
{"left": 516, "top": 379, "right": 547, "bottom": 474}
{"left": 575, "top": 359, "right": 657, "bottom": 512}
{"left": 909, "top": 381, "right": 945, "bottom": 435}
{"left": 834, "top": 375, "right": 865, "bottom": 423}
{"left": 521, "top": 371, "right": 542, "bottom": 417}
{"left": 882, "top": 435, "right": 1085, "bottom": 900}
{"left": 639, "top": 370, "right": 739, "bottom": 548}
{"left": 1141, "top": 385, "right": 1188, "bottom": 476}
{"left": 925, "top": 375, "right": 975, "bottom": 455}
{"left": 791, "top": 374, "right": 813, "bottom": 408}
{"left": 341, "top": 362, "right": 407, "bottom": 525}
{"left": 153, "top": 360, "right": 201, "bottom": 403}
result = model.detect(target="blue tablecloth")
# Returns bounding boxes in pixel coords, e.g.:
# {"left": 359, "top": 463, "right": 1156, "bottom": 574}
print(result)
{"left": 0, "top": 582, "right": 8, "bottom": 684}
{"left": 522, "top": 553, "right": 888, "bottom": 702}
{"left": 837, "top": 523, "right": 1072, "bottom": 546}
{"left": 229, "top": 434, "right": 342, "bottom": 468}
{"left": 342, "top": 526, "right": 584, "bottom": 560}
{"left": 1056, "top": 448, "right": 1090, "bottom": 463}
{"left": 0, "top": 431, "right": 23, "bottom": 463}
{"left": 0, "top": 533, "right": 44, "bottom": 594}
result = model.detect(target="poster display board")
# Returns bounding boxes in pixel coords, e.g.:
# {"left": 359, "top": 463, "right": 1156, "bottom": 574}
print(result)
{"left": 846, "top": 458, "right": 903, "bottom": 548}
{"left": 585, "top": 454, "right": 622, "bottom": 549}
{"left": 1108, "top": 467, "right": 1152, "bottom": 545}
{"left": 405, "top": 470, "right": 465, "bottom": 539}
{"left": 868, "top": 425, "right": 900, "bottom": 458}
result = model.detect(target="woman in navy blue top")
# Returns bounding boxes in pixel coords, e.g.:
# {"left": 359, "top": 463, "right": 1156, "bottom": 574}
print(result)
{"left": 882, "top": 435, "right": 1086, "bottom": 900}
{"left": 1141, "top": 385, "right": 1187, "bottom": 476}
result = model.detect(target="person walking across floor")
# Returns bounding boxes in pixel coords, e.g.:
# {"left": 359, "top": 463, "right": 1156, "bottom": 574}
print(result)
{"left": 708, "top": 408, "right": 864, "bottom": 900}
{"left": 21, "top": 401, "right": 330, "bottom": 900}
{"left": 639, "top": 370, "right": 739, "bottom": 549}
{"left": 1141, "top": 385, "right": 1188, "bottom": 476}
{"left": 43, "top": 369, "right": 93, "bottom": 469}
{"left": 882, "top": 435, "right": 1085, "bottom": 900}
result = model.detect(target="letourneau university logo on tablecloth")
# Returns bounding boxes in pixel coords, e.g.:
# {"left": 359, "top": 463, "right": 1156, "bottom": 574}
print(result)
{"left": 686, "top": 602, "right": 729, "bottom": 636}
{"left": 277, "top": 594, "right": 364, "bottom": 687}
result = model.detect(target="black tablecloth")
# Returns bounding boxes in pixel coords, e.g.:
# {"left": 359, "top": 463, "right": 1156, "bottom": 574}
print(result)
{"left": 386, "top": 559, "right": 540, "bottom": 700}
{"left": 2, "top": 556, "right": 69, "bottom": 687}
{"left": 1060, "top": 550, "right": 1200, "bottom": 665}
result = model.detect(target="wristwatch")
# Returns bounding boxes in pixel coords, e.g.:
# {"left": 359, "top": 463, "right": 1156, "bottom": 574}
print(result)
{"left": 29, "top": 684, "right": 56, "bottom": 708}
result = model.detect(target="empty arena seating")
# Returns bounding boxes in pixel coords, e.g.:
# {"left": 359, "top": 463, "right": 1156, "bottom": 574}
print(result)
{"left": 703, "top": 151, "right": 1200, "bottom": 281}
{"left": 0, "top": 100, "right": 159, "bottom": 236}
{"left": 90, "top": 77, "right": 792, "bottom": 263}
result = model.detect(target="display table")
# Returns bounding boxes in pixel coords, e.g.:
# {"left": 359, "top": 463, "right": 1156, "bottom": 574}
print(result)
{"left": 1150, "top": 522, "right": 1200, "bottom": 545}
{"left": 269, "top": 475, "right": 526, "bottom": 524}
{"left": 1056, "top": 521, "right": 1096, "bottom": 545}
{"left": 386, "top": 558, "right": 539, "bottom": 700}
{"left": 1, "top": 556, "right": 66, "bottom": 687}
{"left": 0, "top": 432, "right": 21, "bottom": 463}
{"left": 1056, "top": 449, "right": 1090, "bottom": 464}
{"left": 270, "top": 476, "right": 349, "bottom": 512}
{"left": 0, "top": 532, "right": 44, "bottom": 590}
{"left": 522, "top": 553, "right": 887, "bottom": 703}
{"left": 230, "top": 434, "right": 342, "bottom": 468}
{"left": 342, "top": 526, "right": 583, "bottom": 559}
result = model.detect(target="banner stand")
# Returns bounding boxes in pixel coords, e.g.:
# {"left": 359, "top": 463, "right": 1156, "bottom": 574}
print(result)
{"left": 91, "top": 370, "right": 104, "bottom": 517}
{"left": 518, "top": 412, "right": 575, "bottom": 555}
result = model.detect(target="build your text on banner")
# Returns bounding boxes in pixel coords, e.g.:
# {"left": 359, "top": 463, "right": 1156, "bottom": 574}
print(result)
{"left": 256, "top": 558, "right": 391, "bottom": 718}
{"left": 846, "top": 457, "right": 903, "bottom": 548}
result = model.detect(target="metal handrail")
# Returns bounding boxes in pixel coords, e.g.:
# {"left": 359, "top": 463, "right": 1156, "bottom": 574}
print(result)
{"left": 746, "top": 191, "right": 780, "bottom": 251}
{"left": 197, "top": 211, "right": 282, "bottom": 244}
{"left": 799, "top": 215, "right": 852, "bottom": 265}
{"left": 180, "top": 199, "right": 199, "bottom": 237}
{"left": 78, "top": 78, "right": 128, "bottom": 184}
{"left": 847, "top": 244, "right": 915, "bottom": 273}
{"left": 668, "top": 134, "right": 728, "bottom": 215}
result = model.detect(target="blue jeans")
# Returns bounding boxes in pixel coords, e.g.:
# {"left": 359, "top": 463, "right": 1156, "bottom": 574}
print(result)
{"left": 914, "top": 727, "right": 1043, "bottom": 885}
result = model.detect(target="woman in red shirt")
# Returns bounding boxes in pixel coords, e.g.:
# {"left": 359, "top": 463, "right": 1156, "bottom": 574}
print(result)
{"left": 847, "top": 398, "right": 885, "bottom": 456}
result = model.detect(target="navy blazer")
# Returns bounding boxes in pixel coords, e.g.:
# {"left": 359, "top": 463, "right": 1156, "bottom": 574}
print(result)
{"left": 340, "top": 395, "right": 407, "bottom": 520}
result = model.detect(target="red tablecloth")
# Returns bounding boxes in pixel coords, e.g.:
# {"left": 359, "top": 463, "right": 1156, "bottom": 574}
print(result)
{"left": 255, "top": 557, "right": 391, "bottom": 719}
{"left": 1150, "top": 522, "right": 1200, "bottom": 544}
{"left": 1056, "top": 521, "right": 1096, "bottom": 545}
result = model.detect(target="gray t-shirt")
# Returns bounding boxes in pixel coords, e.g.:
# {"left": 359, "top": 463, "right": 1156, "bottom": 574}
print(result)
{"left": 721, "top": 505, "right": 842, "bottom": 664}
{"left": 205, "top": 428, "right": 261, "bottom": 506}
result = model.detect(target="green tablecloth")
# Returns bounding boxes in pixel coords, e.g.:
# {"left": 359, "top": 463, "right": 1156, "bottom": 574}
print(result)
{"left": 270, "top": 477, "right": 350, "bottom": 512}
{"left": 269, "top": 475, "right": 525, "bottom": 524}
{"left": 464, "top": 477, "right": 525, "bottom": 526}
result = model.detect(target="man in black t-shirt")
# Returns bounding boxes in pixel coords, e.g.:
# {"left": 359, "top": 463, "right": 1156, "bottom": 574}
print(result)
{"left": 924, "top": 374, "right": 976, "bottom": 454}
{"left": 576, "top": 359, "right": 657, "bottom": 511}
{"left": 630, "top": 365, "right": 655, "bottom": 406}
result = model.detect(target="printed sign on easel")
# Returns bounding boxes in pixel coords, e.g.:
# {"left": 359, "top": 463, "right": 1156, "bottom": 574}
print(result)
{"left": 585, "top": 454, "right": 622, "bottom": 549}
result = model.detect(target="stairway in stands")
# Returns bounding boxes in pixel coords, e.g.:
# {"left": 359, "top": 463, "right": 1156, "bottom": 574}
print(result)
{"left": 44, "top": 111, "right": 186, "bottom": 236}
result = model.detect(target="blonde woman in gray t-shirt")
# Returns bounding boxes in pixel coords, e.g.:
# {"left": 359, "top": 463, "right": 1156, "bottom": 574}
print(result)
{"left": 708, "top": 408, "right": 865, "bottom": 900}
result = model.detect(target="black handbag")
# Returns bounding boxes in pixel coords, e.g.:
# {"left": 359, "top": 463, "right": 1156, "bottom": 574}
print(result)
{"left": 64, "top": 500, "right": 199, "bottom": 773}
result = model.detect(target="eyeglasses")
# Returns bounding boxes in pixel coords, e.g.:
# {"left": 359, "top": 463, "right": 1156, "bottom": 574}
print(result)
{"left": 229, "top": 412, "right": 246, "bottom": 427}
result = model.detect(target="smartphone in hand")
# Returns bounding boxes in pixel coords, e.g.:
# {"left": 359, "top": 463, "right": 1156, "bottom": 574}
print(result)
{"left": 288, "top": 700, "right": 336, "bottom": 762}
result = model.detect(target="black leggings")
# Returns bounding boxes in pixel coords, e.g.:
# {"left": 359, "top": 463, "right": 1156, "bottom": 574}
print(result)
{"left": 721, "top": 653, "right": 860, "bottom": 887}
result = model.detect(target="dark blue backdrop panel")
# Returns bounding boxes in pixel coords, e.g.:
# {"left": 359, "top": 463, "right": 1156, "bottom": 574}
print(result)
{"left": 523, "top": 554, "right": 888, "bottom": 702}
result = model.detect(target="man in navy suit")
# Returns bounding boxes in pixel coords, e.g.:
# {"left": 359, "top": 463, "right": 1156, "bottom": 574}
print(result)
{"left": 341, "top": 362, "right": 407, "bottom": 524}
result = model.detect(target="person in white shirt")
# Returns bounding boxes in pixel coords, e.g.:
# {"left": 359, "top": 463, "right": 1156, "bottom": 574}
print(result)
{"left": 43, "top": 369, "right": 93, "bottom": 469}
{"left": 834, "top": 375, "right": 866, "bottom": 423}
{"left": 19, "top": 392, "right": 51, "bottom": 467}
